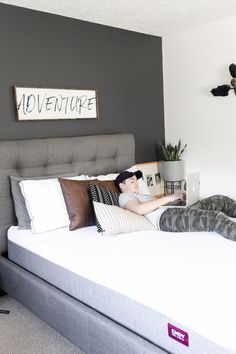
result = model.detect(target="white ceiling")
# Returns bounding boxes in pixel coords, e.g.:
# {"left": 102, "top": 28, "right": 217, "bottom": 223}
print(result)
{"left": 1, "top": 0, "right": 236, "bottom": 36}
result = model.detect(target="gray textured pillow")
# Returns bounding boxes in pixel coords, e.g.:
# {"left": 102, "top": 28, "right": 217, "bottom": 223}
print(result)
{"left": 10, "top": 173, "right": 77, "bottom": 229}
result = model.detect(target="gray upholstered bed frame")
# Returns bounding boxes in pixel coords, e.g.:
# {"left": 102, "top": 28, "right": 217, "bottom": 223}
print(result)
{"left": 0, "top": 133, "right": 168, "bottom": 354}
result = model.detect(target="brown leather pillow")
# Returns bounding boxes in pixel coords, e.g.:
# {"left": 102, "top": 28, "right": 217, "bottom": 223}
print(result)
{"left": 58, "top": 178, "right": 118, "bottom": 231}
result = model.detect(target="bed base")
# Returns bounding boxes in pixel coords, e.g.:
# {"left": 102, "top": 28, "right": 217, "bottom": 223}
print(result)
{"left": 0, "top": 254, "right": 169, "bottom": 354}
{"left": 0, "top": 133, "right": 169, "bottom": 353}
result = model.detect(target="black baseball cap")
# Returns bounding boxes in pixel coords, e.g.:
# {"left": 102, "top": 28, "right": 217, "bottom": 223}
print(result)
{"left": 115, "top": 170, "right": 143, "bottom": 187}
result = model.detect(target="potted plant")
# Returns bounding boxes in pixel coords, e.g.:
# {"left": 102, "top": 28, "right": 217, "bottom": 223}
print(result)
{"left": 160, "top": 139, "right": 187, "bottom": 181}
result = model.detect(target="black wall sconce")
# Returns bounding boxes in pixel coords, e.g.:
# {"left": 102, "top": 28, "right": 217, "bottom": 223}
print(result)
{"left": 211, "top": 63, "right": 236, "bottom": 96}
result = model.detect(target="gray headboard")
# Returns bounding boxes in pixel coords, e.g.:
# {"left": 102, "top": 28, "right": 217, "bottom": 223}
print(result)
{"left": 0, "top": 133, "right": 135, "bottom": 253}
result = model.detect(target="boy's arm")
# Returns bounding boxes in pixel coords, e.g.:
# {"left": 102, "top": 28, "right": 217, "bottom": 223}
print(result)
{"left": 123, "top": 191, "right": 185, "bottom": 215}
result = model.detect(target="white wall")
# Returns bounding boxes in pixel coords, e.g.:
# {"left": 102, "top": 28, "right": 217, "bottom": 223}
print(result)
{"left": 163, "top": 15, "right": 236, "bottom": 198}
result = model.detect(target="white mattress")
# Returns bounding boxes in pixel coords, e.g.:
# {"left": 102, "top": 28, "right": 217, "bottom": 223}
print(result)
{"left": 8, "top": 225, "right": 236, "bottom": 354}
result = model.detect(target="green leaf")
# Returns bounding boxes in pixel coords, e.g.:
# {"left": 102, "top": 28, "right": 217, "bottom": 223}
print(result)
{"left": 161, "top": 139, "right": 187, "bottom": 161}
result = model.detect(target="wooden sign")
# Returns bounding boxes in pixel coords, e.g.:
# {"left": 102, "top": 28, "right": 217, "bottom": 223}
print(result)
{"left": 13, "top": 87, "right": 99, "bottom": 121}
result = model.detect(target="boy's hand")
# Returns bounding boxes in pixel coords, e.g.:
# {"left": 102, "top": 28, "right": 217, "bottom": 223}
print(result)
{"left": 172, "top": 190, "right": 186, "bottom": 201}
{"left": 171, "top": 190, "right": 186, "bottom": 202}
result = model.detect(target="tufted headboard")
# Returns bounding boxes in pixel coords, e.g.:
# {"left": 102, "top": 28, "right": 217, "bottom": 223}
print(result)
{"left": 0, "top": 133, "right": 135, "bottom": 253}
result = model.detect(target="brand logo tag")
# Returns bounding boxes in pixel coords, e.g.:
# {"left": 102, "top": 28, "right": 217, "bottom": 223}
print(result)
{"left": 168, "top": 323, "right": 189, "bottom": 347}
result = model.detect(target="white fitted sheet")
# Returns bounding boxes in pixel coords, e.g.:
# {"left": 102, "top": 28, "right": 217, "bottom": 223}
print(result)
{"left": 8, "top": 225, "right": 236, "bottom": 354}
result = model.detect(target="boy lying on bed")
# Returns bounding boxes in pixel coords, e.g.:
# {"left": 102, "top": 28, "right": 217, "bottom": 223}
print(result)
{"left": 116, "top": 170, "right": 236, "bottom": 241}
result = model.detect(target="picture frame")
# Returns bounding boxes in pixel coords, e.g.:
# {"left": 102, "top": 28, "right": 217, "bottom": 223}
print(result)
{"left": 136, "top": 161, "right": 164, "bottom": 197}
{"left": 13, "top": 86, "right": 99, "bottom": 121}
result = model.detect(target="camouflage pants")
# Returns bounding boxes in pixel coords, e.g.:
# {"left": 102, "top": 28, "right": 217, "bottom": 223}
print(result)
{"left": 159, "top": 195, "right": 236, "bottom": 241}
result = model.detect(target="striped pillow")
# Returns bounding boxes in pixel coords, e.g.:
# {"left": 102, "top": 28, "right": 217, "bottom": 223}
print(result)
{"left": 89, "top": 183, "right": 120, "bottom": 232}
{"left": 92, "top": 201, "right": 155, "bottom": 235}
{"left": 88, "top": 183, "right": 119, "bottom": 206}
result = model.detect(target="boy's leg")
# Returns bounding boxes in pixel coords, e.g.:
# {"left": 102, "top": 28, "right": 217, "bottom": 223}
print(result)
{"left": 159, "top": 207, "right": 236, "bottom": 241}
{"left": 193, "top": 195, "right": 236, "bottom": 217}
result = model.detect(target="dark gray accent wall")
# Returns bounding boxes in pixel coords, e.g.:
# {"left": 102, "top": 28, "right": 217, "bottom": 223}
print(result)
{"left": 0, "top": 3, "right": 164, "bottom": 162}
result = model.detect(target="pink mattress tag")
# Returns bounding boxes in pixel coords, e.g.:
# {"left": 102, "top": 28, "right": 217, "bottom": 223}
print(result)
{"left": 168, "top": 323, "right": 189, "bottom": 347}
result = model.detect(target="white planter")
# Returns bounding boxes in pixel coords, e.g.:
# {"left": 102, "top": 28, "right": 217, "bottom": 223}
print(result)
{"left": 160, "top": 160, "right": 185, "bottom": 181}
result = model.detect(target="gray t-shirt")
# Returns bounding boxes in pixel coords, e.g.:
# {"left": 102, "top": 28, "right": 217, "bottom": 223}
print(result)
{"left": 118, "top": 191, "right": 165, "bottom": 230}
{"left": 119, "top": 192, "right": 153, "bottom": 208}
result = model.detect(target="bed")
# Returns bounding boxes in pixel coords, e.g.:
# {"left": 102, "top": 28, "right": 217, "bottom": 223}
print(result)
{"left": 0, "top": 133, "right": 168, "bottom": 354}
{"left": 0, "top": 133, "right": 236, "bottom": 354}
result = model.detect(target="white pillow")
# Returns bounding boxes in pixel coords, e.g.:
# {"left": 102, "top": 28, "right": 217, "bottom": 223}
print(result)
{"left": 87, "top": 165, "right": 151, "bottom": 195}
{"left": 19, "top": 179, "right": 70, "bottom": 233}
{"left": 66, "top": 175, "right": 91, "bottom": 180}
{"left": 93, "top": 201, "right": 155, "bottom": 235}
